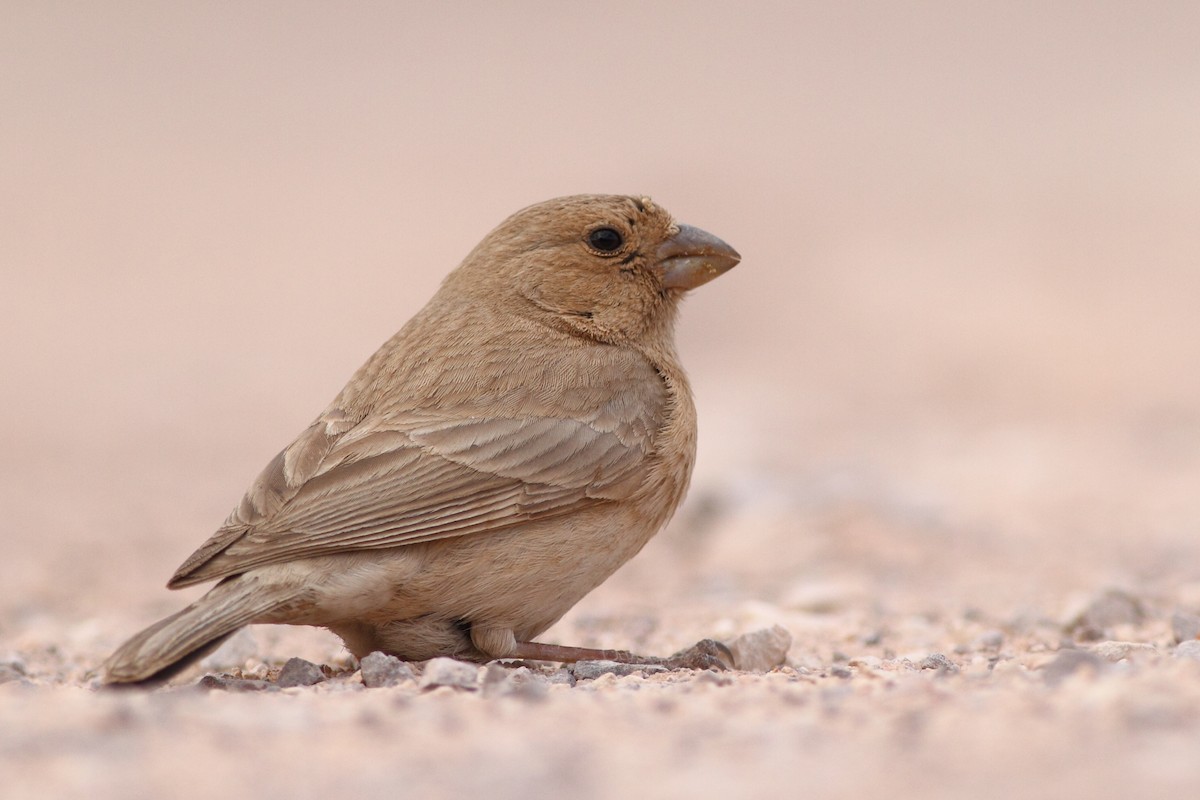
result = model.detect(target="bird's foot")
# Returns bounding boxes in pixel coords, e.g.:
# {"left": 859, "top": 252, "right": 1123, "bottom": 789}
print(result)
{"left": 509, "top": 638, "right": 733, "bottom": 671}
{"left": 653, "top": 639, "right": 735, "bottom": 671}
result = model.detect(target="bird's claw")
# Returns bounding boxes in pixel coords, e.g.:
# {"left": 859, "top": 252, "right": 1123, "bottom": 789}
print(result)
{"left": 660, "top": 638, "right": 735, "bottom": 671}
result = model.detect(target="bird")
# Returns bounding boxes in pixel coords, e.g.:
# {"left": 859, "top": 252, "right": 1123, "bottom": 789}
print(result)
{"left": 101, "top": 194, "right": 741, "bottom": 684}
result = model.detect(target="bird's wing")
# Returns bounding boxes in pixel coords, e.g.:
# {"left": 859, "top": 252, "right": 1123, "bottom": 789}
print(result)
{"left": 168, "top": 409, "right": 654, "bottom": 588}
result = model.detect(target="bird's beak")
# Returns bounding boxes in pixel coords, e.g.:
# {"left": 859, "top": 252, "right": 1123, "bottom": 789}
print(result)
{"left": 655, "top": 224, "right": 741, "bottom": 290}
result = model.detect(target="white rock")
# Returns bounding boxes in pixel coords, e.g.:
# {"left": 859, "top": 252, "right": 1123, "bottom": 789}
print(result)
{"left": 360, "top": 652, "right": 417, "bottom": 688}
{"left": 1089, "top": 641, "right": 1157, "bottom": 662}
{"left": 726, "top": 625, "right": 792, "bottom": 671}
{"left": 1175, "top": 640, "right": 1200, "bottom": 661}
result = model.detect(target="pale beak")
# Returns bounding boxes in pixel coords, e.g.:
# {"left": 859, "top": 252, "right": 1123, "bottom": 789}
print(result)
{"left": 655, "top": 224, "right": 741, "bottom": 290}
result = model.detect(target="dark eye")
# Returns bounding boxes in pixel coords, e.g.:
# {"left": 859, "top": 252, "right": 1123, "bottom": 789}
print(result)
{"left": 588, "top": 227, "right": 623, "bottom": 253}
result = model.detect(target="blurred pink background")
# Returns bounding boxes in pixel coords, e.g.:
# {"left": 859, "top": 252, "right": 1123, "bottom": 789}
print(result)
{"left": 3, "top": 2, "right": 1199, "bottom": 624}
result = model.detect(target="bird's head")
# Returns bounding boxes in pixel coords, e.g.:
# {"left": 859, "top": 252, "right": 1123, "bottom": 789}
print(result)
{"left": 447, "top": 195, "right": 740, "bottom": 345}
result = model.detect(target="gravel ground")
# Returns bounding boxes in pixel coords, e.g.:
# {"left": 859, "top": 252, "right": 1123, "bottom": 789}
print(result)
{"left": 7, "top": 437, "right": 1200, "bottom": 800}
{"left": 6, "top": 5, "right": 1200, "bottom": 799}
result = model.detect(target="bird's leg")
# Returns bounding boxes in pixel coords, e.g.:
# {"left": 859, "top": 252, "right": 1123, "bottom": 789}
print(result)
{"left": 510, "top": 639, "right": 733, "bottom": 670}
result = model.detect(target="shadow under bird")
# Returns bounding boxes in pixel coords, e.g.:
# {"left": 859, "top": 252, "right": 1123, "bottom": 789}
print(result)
{"left": 102, "top": 194, "right": 741, "bottom": 684}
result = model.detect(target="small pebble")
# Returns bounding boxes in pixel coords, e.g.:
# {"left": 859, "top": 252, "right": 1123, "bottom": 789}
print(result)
{"left": 1175, "top": 640, "right": 1200, "bottom": 661}
{"left": 360, "top": 652, "right": 417, "bottom": 688}
{"left": 725, "top": 625, "right": 792, "bottom": 672}
{"left": 418, "top": 657, "right": 479, "bottom": 691}
{"left": 481, "top": 664, "right": 548, "bottom": 701}
{"left": 581, "top": 672, "right": 620, "bottom": 691}
{"left": 918, "top": 653, "right": 958, "bottom": 672}
{"left": 1089, "top": 641, "right": 1157, "bottom": 662}
{"left": 240, "top": 660, "right": 270, "bottom": 680}
{"left": 1171, "top": 612, "right": 1200, "bottom": 644}
{"left": 276, "top": 657, "right": 325, "bottom": 688}
{"left": 571, "top": 660, "right": 667, "bottom": 680}
{"left": 544, "top": 668, "right": 576, "bottom": 687}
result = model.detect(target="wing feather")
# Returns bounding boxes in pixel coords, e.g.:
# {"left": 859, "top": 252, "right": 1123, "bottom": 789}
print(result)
{"left": 168, "top": 413, "right": 652, "bottom": 587}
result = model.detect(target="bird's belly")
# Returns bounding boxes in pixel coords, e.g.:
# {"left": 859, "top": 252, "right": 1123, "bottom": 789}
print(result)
{"left": 268, "top": 502, "right": 662, "bottom": 659}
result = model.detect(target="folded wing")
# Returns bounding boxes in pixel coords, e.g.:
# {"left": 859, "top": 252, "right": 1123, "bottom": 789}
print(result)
{"left": 168, "top": 411, "right": 653, "bottom": 588}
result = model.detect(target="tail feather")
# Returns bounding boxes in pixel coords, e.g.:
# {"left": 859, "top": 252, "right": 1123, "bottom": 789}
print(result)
{"left": 102, "top": 577, "right": 293, "bottom": 685}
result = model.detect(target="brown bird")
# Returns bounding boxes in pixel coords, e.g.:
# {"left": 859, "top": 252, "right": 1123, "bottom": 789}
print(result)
{"left": 102, "top": 194, "right": 740, "bottom": 684}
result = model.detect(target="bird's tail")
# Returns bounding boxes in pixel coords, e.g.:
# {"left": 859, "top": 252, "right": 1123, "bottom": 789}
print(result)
{"left": 101, "top": 576, "right": 295, "bottom": 685}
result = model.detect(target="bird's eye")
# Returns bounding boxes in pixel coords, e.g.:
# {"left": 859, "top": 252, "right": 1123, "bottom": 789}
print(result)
{"left": 587, "top": 227, "right": 623, "bottom": 253}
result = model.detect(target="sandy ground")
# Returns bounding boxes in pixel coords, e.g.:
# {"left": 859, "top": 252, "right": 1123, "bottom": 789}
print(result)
{"left": 5, "top": 4, "right": 1200, "bottom": 799}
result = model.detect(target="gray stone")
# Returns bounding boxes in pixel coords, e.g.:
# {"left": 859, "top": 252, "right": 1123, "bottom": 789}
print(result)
{"left": 545, "top": 668, "right": 576, "bottom": 687}
{"left": 418, "top": 657, "right": 480, "bottom": 691}
{"left": 1089, "top": 641, "right": 1157, "bottom": 662}
{"left": 1171, "top": 612, "right": 1200, "bottom": 644}
{"left": 1174, "top": 640, "right": 1200, "bottom": 660}
{"left": 725, "top": 625, "right": 793, "bottom": 672}
{"left": 276, "top": 657, "right": 325, "bottom": 688}
{"left": 918, "top": 653, "right": 959, "bottom": 672}
{"left": 571, "top": 660, "right": 667, "bottom": 680}
{"left": 359, "top": 652, "right": 417, "bottom": 688}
